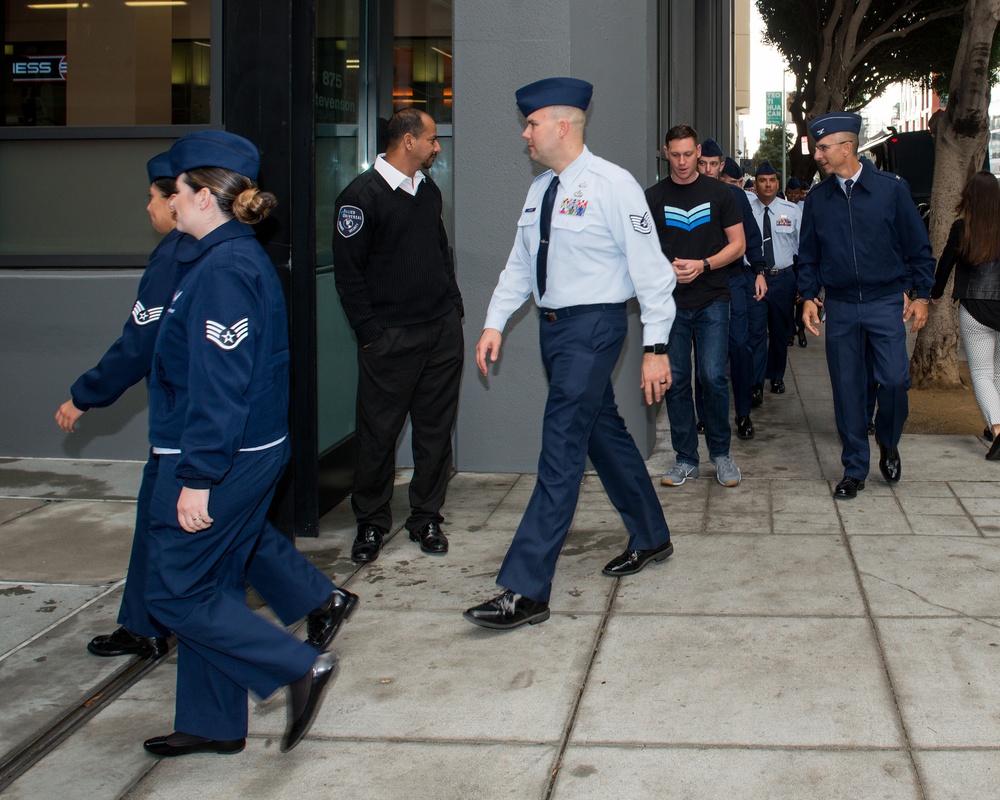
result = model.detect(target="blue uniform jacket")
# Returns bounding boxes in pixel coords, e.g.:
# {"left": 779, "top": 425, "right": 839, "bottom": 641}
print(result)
{"left": 729, "top": 184, "right": 766, "bottom": 274}
{"left": 149, "top": 219, "right": 289, "bottom": 489}
{"left": 71, "top": 229, "right": 188, "bottom": 410}
{"left": 797, "top": 160, "right": 934, "bottom": 303}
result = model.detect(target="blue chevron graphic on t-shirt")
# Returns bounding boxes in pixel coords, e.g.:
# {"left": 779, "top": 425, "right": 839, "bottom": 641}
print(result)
{"left": 663, "top": 202, "right": 712, "bottom": 232}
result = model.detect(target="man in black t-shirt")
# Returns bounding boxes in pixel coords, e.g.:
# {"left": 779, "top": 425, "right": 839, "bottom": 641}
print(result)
{"left": 334, "top": 108, "right": 465, "bottom": 563}
{"left": 645, "top": 124, "right": 746, "bottom": 488}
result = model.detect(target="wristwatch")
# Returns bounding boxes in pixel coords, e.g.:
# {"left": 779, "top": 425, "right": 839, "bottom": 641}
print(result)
{"left": 643, "top": 343, "right": 668, "bottom": 355}
{"left": 702, "top": 258, "right": 711, "bottom": 272}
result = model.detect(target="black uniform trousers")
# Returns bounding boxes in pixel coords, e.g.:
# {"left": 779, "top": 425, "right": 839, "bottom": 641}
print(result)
{"left": 352, "top": 306, "right": 464, "bottom": 532}
{"left": 496, "top": 306, "right": 670, "bottom": 604}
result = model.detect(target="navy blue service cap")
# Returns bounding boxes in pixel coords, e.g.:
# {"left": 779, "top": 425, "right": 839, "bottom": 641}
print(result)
{"left": 786, "top": 177, "right": 801, "bottom": 190}
{"left": 756, "top": 160, "right": 777, "bottom": 177}
{"left": 808, "top": 112, "right": 862, "bottom": 140}
{"left": 515, "top": 77, "right": 593, "bottom": 117}
{"left": 168, "top": 130, "right": 260, "bottom": 180}
{"left": 722, "top": 156, "right": 743, "bottom": 180}
{"left": 146, "top": 152, "right": 174, "bottom": 183}
{"left": 700, "top": 137, "right": 724, "bottom": 158}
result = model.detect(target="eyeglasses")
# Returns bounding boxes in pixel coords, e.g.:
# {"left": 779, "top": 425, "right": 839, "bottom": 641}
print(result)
{"left": 814, "top": 141, "right": 850, "bottom": 153}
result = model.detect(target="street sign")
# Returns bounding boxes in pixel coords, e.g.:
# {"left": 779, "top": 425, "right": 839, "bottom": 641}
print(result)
{"left": 766, "top": 91, "right": 783, "bottom": 125}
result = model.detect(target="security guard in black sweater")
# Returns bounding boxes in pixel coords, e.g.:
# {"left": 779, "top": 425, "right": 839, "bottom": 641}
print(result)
{"left": 333, "top": 108, "right": 465, "bottom": 564}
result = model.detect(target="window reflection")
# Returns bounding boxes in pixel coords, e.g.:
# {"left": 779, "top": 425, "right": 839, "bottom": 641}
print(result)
{"left": 393, "top": 0, "right": 451, "bottom": 122}
{"left": 3, "top": 0, "right": 212, "bottom": 126}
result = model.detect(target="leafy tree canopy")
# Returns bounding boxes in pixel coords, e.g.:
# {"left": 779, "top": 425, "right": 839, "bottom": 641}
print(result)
{"left": 752, "top": 126, "right": 795, "bottom": 183}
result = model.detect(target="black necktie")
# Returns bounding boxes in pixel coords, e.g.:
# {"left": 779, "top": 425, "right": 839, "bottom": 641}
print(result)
{"left": 762, "top": 206, "right": 775, "bottom": 269}
{"left": 536, "top": 174, "right": 560, "bottom": 298}
{"left": 845, "top": 178, "right": 854, "bottom": 198}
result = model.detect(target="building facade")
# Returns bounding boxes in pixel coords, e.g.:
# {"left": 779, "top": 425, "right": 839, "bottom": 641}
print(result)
{"left": 0, "top": 0, "right": 742, "bottom": 534}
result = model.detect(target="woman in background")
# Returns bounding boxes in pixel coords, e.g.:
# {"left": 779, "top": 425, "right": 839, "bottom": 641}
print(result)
{"left": 932, "top": 170, "right": 1000, "bottom": 460}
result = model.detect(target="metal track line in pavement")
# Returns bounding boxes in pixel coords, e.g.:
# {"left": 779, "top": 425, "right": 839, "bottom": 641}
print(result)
{"left": 0, "top": 644, "right": 172, "bottom": 793}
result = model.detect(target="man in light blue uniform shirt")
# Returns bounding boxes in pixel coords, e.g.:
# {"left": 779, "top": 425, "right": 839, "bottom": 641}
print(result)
{"left": 465, "top": 77, "right": 677, "bottom": 631}
{"left": 749, "top": 160, "right": 800, "bottom": 393}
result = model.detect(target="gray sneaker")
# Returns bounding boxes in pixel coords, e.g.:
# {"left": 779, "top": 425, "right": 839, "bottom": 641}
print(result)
{"left": 712, "top": 455, "right": 742, "bottom": 487}
{"left": 661, "top": 462, "right": 700, "bottom": 486}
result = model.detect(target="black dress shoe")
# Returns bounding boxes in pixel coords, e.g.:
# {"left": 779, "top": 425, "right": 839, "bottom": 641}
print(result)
{"left": 987, "top": 436, "right": 1000, "bottom": 461}
{"left": 770, "top": 379, "right": 785, "bottom": 394}
{"left": 788, "top": 335, "right": 795, "bottom": 346}
{"left": 409, "top": 522, "right": 449, "bottom": 554}
{"left": 797, "top": 329, "right": 807, "bottom": 347}
{"left": 735, "top": 415, "right": 754, "bottom": 440}
{"left": 144, "top": 732, "right": 245, "bottom": 757}
{"left": 88, "top": 626, "right": 169, "bottom": 659}
{"left": 867, "top": 420, "right": 876, "bottom": 436}
{"left": 351, "top": 524, "right": 385, "bottom": 564}
{"left": 464, "top": 589, "right": 550, "bottom": 630}
{"left": 750, "top": 384, "right": 764, "bottom": 408}
{"left": 877, "top": 440, "right": 901, "bottom": 483}
{"left": 281, "top": 651, "right": 339, "bottom": 753}
{"left": 985, "top": 427, "right": 995, "bottom": 443}
{"left": 602, "top": 540, "right": 674, "bottom": 577}
{"left": 834, "top": 476, "right": 866, "bottom": 499}
{"left": 695, "top": 418, "right": 706, "bottom": 433}
{"left": 306, "top": 588, "right": 359, "bottom": 651}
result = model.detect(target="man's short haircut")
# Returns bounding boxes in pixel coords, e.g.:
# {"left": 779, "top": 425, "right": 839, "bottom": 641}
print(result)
{"left": 548, "top": 104, "right": 586, "bottom": 129}
{"left": 844, "top": 133, "right": 859, "bottom": 153}
{"left": 665, "top": 124, "right": 699, "bottom": 146}
{"left": 386, "top": 108, "right": 426, "bottom": 149}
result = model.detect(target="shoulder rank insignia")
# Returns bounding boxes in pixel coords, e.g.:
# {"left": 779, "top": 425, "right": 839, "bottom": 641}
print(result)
{"left": 206, "top": 317, "right": 250, "bottom": 350}
{"left": 629, "top": 212, "right": 653, "bottom": 234}
{"left": 131, "top": 300, "right": 164, "bottom": 326}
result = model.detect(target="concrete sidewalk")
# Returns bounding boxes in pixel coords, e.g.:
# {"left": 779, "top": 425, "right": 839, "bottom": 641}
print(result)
{"left": 3, "top": 338, "right": 1000, "bottom": 799}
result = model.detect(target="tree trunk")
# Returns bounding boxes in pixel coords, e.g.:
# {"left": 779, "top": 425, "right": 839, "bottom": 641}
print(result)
{"left": 910, "top": 0, "right": 1000, "bottom": 388}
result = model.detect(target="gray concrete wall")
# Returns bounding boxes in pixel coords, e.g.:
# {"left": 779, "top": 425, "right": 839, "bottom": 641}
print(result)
{"left": 452, "top": 0, "right": 662, "bottom": 472}
{"left": 0, "top": 271, "right": 150, "bottom": 460}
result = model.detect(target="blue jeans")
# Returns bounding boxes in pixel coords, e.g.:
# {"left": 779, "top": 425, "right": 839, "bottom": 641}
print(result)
{"left": 665, "top": 301, "right": 731, "bottom": 467}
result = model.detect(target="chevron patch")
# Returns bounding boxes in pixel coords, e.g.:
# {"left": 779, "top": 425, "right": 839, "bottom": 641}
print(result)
{"left": 663, "top": 202, "right": 712, "bottom": 232}
{"left": 629, "top": 212, "right": 652, "bottom": 234}
{"left": 131, "top": 300, "right": 164, "bottom": 326}
{"left": 206, "top": 317, "right": 250, "bottom": 350}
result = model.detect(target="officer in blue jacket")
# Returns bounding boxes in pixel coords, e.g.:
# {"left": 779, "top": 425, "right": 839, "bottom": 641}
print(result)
{"left": 141, "top": 131, "right": 338, "bottom": 758}
{"left": 56, "top": 153, "right": 186, "bottom": 659}
{"left": 60, "top": 155, "right": 355, "bottom": 667}
{"left": 798, "top": 112, "right": 934, "bottom": 499}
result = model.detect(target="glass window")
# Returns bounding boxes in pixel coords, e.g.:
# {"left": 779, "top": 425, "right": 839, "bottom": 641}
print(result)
{"left": 3, "top": 0, "right": 212, "bottom": 127}
{"left": 393, "top": 0, "right": 451, "bottom": 123}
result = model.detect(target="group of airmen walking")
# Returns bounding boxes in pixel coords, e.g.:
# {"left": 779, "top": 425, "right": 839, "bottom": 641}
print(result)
{"left": 56, "top": 75, "right": 935, "bottom": 755}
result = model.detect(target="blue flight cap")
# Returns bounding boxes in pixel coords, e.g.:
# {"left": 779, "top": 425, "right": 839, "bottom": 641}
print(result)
{"left": 146, "top": 152, "right": 174, "bottom": 183}
{"left": 700, "top": 137, "right": 724, "bottom": 158}
{"left": 808, "top": 112, "right": 862, "bottom": 141}
{"left": 786, "top": 177, "right": 801, "bottom": 190}
{"left": 168, "top": 130, "right": 260, "bottom": 180}
{"left": 722, "top": 156, "right": 743, "bottom": 180}
{"left": 515, "top": 77, "right": 593, "bottom": 117}
{"left": 756, "top": 160, "right": 777, "bottom": 177}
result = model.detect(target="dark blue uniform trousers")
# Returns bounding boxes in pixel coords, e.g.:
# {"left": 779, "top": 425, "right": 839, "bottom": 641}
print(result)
{"left": 496, "top": 307, "right": 670, "bottom": 604}
{"left": 747, "top": 271, "right": 769, "bottom": 387}
{"left": 824, "top": 295, "right": 909, "bottom": 480}
{"left": 764, "top": 267, "right": 796, "bottom": 382}
{"left": 120, "top": 452, "right": 333, "bottom": 639}
{"left": 146, "top": 442, "right": 318, "bottom": 740}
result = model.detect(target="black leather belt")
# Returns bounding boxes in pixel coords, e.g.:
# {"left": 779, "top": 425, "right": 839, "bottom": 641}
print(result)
{"left": 539, "top": 302, "right": 626, "bottom": 322}
{"left": 765, "top": 267, "right": 793, "bottom": 276}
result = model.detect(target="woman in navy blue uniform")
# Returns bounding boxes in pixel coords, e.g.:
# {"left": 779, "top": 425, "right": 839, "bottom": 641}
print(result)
{"left": 56, "top": 153, "right": 185, "bottom": 660}
{"left": 142, "top": 131, "right": 337, "bottom": 758}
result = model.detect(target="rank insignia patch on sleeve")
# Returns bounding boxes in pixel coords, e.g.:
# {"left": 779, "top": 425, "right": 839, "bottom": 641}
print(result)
{"left": 206, "top": 317, "right": 250, "bottom": 350}
{"left": 337, "top": 205, "right": 365, "bottom": 238}
{"left": 131, "top": 300, "right": 164, "bottom": 325}
{"left": 629, "top": 212, "right": 653, "bottom": 234}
